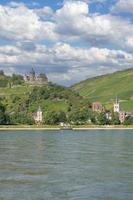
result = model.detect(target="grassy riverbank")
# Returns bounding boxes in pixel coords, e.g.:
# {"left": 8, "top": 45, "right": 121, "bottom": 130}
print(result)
{"left": 0, "top": 125, "right": 61, "bottom": 130}
{"left": 0, "top": 124, "right": 133, "bottom": 130}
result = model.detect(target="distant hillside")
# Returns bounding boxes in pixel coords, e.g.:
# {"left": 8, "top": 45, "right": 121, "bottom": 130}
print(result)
{"left": 72, "top": 68, "right": 133, "bottom": 111}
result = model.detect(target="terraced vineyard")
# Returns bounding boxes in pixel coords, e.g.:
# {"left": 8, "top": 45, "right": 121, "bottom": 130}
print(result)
{"left": 72, "top": 68, "right": 133, "bottom": 111}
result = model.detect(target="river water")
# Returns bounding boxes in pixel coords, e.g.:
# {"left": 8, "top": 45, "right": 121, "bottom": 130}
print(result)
{"left": 0, "top": 130, "right": 133, "bottom": 200}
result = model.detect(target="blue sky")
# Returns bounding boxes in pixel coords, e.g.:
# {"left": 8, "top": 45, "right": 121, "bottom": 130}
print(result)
{"left": 0, "top": 0, "right": 133, "bottom": 85}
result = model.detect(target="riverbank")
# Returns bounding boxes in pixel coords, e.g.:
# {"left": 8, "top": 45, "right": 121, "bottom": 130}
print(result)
{"left": 0, "top": 125, "right": 60, "bottom": 131}
{"left": 0, "top": 125, "right": 133, "bottom": 130}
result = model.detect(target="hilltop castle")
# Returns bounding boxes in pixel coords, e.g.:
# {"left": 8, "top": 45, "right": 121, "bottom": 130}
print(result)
{"left": 24, "top": 68, "right": 48, "bottom": 85}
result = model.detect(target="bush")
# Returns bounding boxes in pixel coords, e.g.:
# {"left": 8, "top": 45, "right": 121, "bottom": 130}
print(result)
{"left": 124, "top": 116, "right": 133, "bottom": 125}
{"left": 10, "top": 113, "right": 34, "bottom": 125}
{"left": 45, "top": 111, "right": 67, "bottom": 125}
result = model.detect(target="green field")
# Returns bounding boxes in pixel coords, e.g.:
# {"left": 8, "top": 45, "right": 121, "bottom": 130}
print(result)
{"left": 72, "top": 68, "right": 133, "bottom": 111}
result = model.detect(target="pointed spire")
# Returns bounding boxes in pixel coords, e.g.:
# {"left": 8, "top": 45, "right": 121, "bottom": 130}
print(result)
{"left": 30, "top": 68, "right": 35, "bottom": 76}
{"left": 116, "top": 96, "right": 119, "bottom": 104}
{"left": 38, "top": 106, "right": 42, "bottom": 112}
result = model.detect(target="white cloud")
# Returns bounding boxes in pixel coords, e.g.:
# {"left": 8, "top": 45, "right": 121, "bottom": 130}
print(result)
{"left": 0, "top": 4, "right": 58, "bottom": 42}
{"left": 55, "top": 1, "right": 133, "bottom": 49}
{"left": 0, "top": 43, "right": 132, "bottom": 85}
{"left": 126, "top": 37, "right": 133, "bottom": 49}
{"left": 112, "top": 0, "right": 133, "bottom": 13}
{"left": 35, "top": 6, "right": 54, "bottom": 18}
{"left": 60, "top": 1, "right": 89, "bottom": 16}
{"left": 0, "top": 5, "right": 41, "bottom": 41}
{"left": 0, "top": 1, "right": 133, "bottom": 85}
{"left": 0, "top": 1, "right": 133, "bottom": 49}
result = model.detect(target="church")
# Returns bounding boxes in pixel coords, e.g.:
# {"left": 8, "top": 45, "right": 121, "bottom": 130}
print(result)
{"left": 114, "top": 97, "right": 120, "bottom": 113}
{"left": 33, "top": 107, "right": 43, "bottom": 124}
{"left": 113, "top": 97, "right": 133, "bottom": 123}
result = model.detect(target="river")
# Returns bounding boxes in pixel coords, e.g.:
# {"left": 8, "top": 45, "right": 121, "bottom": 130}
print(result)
{"left": 0, "top": 130, "right": 133, "bottom": 200}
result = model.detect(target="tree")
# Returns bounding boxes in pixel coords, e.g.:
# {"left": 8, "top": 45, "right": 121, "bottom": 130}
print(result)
{"left": 68, "top": 108, "right": 91, "bottom": 124}
{"left": 111, "top": 112, "right": 120, "bottom": 125}
{"left": 0, "top": 70, "right": 4, "bottom": 76}
{"left": 0, "top": 102, "right": 7, "bottom": 124}
{"left": 10, "top": 113, "right": 34, "bottom": 125}
{"left": 124, "top": 116, "right": 133, "bottom": 125}
{"left": 10, "top": 74, "right": 24, "bottom": 86}
{"left": 96, "top": 112, "right": 109, "bottom": 125}
{"left": 45, "top": 111, "right": 67, "bottom": 125}
{"left": 0, "top": 76, "right": 9, "bottom": 87}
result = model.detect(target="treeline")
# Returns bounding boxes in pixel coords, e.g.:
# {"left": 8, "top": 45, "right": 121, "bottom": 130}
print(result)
{"left": 0, "top": 70, "right": 24, "bottom": 87}
{"left": 1, "top": 102, "right": 133, "bottom": 126}
{"left": 0, "top": 102, "right": 10, "bottom": 124}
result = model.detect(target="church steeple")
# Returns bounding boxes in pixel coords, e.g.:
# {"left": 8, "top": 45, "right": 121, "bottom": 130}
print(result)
{"left": 115, "top": 96, "right": 118, "bottom": 104}
{"left": 114, "top": 96, "right": 120, "bottom": 113}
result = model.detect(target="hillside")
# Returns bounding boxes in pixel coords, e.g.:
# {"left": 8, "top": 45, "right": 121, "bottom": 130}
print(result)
{"left": 72, "top": 68, "right": 133, "bottom": 111}
{"left": 0, "top": 82, "right": 88, "bottom": 123}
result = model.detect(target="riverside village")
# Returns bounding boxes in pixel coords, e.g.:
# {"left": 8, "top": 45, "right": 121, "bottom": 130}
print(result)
{"left": 0, "top": 68, "right": 133, "bottom": 127}
{"left": 34, "top": 96, "right": 133, "bottom": 126}
{"left": 24, "top": 69, "right": 133, "bottom": 126}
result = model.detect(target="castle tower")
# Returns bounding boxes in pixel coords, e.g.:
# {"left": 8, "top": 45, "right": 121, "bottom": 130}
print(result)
{"left": 29, "top": 68, "right": 36, "bottom": 82}
{"left": 114, "top": 96, "right": 120, "bottom": 113}
{"left": 34, "top": 106, "right": 43, "bottom": 124}
{"left": 24, "top": 69, "right": 48, "bottom": 84}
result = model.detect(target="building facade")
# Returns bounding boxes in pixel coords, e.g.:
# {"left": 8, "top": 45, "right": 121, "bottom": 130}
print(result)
{"left": 33, "top": 107, "right": 43, "bottom": 124}
{"left": 119, "top": 111, "right": 133, "bottom": 123}
{"left": 92, "top": 102, "right": 104, "bottom": 112}
{"left": 24, "top": 68, "right": 48, "bottom": 85}
{"left": 119, "top": 111, "right": 126, "bottom": 123}
{"left": 114, "top": 97, "right": 120, "bottom": 113}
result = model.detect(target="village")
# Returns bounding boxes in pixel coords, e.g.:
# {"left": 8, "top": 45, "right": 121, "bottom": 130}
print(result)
{"left": 0, "top": 68, "right": 132, "bottom": 126}
{"left": 33, "top": 98, "right": 133, "bottom": 125}
{"left": 23, "top": 69, "right": 133, "bottom": 126}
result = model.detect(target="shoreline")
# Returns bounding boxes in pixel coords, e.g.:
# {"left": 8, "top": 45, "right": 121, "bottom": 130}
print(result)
{"left": 72, "top": 127, "right": 133, "bottom": 130}
{"left": 0, "top": 128, "right": 61, "bottom": 131}
{"left": 0, "top": 126, "right": 133, "bottom": 131}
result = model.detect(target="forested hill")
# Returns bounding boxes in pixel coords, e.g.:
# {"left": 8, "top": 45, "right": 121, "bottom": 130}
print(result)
{"left": 0, "top": 80, "right": 90, "bottom": 124}
{"left": 0, "top": 70, "right": 24, "bottom": 87}
{"left": 71, "top": 68, "right": 133, "bottom": 111}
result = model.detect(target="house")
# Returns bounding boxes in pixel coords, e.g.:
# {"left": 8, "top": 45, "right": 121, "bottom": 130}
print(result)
{"left": 113, "top": 97, "right": 133, "bottom": 123}
{"left": 106, "top": 112, "right": 112, "bottom": 120}
{"left": 119, "top": 111, "right": 126, "bottom": 123}
{"left": 33, "top": 107, "right": 43, "bottom": 124}
{"left": 119, "top": 111, "right": 133, "bottom": 123}
{"left": 92, "top": 102, "right": 104, "bottom": 112}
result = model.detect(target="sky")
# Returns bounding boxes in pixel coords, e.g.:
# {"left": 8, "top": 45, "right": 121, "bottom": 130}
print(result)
{"left": 0, "top": 0, "right": 133, "bottom": 86}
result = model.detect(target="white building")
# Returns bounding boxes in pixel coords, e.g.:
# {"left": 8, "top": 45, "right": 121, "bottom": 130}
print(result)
{"left": 106, "top": 112, "right": 112, "bottom": 120}
{"left": 33, "top": 107, "right": 43, "bottom": 124}
{"left": 114, "top": 97, "right": 120, "bottom": 113}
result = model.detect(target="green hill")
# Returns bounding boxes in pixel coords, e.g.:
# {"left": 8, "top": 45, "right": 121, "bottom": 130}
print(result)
{"left": 0, "top": 81, "right": 88, "bottom": 124}
{"left": 72, "top": 68, "right": 133, "bottom": 111}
